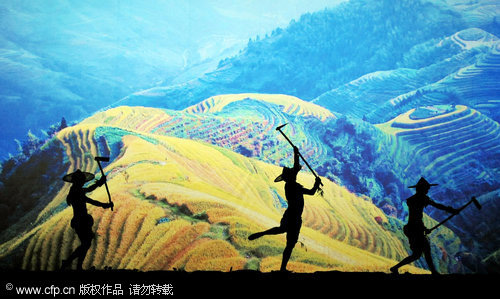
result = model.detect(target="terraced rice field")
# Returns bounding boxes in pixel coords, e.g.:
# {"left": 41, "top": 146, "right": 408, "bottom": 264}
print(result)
{"left": 435, "top": 40, "right": 500, "bottom": 120}
{"left": 376, "top": 105, "right": 500, "bottom": 198}
{"left": 10, "top": 105, "right": 438, "bottom": 273}
{"left": 385, "top": 35, "right": 500, "bottom": 123}
{"left": 315, "top": 28, "right": 500, "bottom": 125}
{"left": 83, "top": 94, "right": 334, "bottom": 175}
{"left": 0, "top": 95, "right": 464, "bottom": 274}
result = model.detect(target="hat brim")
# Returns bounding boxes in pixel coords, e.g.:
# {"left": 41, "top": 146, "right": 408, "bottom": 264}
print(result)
{"left": 63, "top": 171, "right": 95, "bottom": 183}
{"left": 408, "top": 183, "right": 438, "bottom": 188}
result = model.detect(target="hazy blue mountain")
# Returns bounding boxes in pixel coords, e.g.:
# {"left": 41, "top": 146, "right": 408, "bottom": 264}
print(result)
{"left": 314, "top": 28, "right": 500, "bottom": 123}
{"left": 0, "top": 0, "right": 341, "bottom": 158}
{"left": 123, "top": 0, "right": 486, "bottom": 107}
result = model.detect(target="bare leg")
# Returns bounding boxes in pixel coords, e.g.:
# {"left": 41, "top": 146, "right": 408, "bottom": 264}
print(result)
{"left": 248, "top": 226, "right": 285, "bottom": 240}
{"left": 390, "top": 254, "right": 420, "bottom": 273}
{"left": 61, "top": 251, "right": 78, "bottom": 270}
{"left": 62, "top": 230, "right": 93, "bottom": 270}
{"left": 390, "top": 248, "right": 423, "bottom": 274}
{"left": 280, "top": 225, "right": 300, "bottom": 272}
{"left": 280, "top": 241, "right": 296, "bottom": 271}
{"left": 62, "top": 242, "right": 90, "bottom": 270}
{"left": 422, "top": 240, "right": 438, "bottom": 274}
{"left": 76, "top": 238, "right": 92, "bottom": 270}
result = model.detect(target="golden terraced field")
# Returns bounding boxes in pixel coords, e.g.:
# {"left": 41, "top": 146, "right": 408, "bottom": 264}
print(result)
{"left": 1, "top": 98, "right": 460, "bottom": 273}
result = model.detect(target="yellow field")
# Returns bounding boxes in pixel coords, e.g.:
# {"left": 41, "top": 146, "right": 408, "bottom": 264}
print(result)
{"left": 0, "top": 107, "right": 437, "bottom": 274}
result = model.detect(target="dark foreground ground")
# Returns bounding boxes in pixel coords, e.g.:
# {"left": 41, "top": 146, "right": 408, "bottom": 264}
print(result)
{"left": 0, "top": 269, "right": 497, "bottom": 298}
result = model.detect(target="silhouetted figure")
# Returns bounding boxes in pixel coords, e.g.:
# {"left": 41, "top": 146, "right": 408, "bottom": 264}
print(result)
{"left": 61, "top": 169, "right": 113, "bottom": 270}
{"left": 390, "top": 177, "right": 458, "bottom": 274}
{"left": 248, "top": 146, "right": 321, "bottom": 272}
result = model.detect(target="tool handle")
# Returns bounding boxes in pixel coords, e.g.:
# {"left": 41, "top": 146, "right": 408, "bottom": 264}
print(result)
{"left": 277, "top": 129, "right": 323, "bottom": 186}
{"left": 426, "top": 198, "right": 475, "bottom": 234}
{"left": 97, "top": 161, "right": 113, "bottom": 211}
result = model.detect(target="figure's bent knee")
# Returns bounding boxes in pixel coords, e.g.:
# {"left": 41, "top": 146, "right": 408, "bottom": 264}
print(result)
{"left": 81, "top": 235, "right": 93, "bottom": 248}
{"left": 410, "top": 250, "right": 423, "bottom": 258}
{"left": 277, "top": 225, "right": 287, "bottom": 233}
{"left": 286, "top": 234, "right": 299, "bottom": 246}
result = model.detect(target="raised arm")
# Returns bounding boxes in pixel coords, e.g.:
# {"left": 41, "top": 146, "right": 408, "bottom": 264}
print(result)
{"left": 83, "top": 176, "right": 106, "bottom": 193}
{"left": 303, "top": 177, "right": 322, "bottom": 195}
{"left": 293, "top": 146, "right": 301, "bottom": 172}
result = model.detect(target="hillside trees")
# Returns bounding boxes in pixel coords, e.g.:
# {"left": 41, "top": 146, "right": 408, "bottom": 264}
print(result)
{"left": 222, "top": 0, "right": 466, "bottom": 101}
{"left": 0, "top": 117, "right": 70, "bottom": 237}
{"left": 316, "top": 116, "right": 415, "bottom": 218}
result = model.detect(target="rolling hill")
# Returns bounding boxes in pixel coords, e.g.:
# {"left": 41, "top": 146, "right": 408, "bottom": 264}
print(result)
{"left": 3, "top": 92, "right": 499, "bottom": 272}
{"left": 86, "top": 94, "right": 419, "bottom": 216}
{"left": 89, "top": 93, "right": 334, "bottom": 167}
{"left": 0, "top": 101, "right": 464, "bottom": 273}
{"left": 85, "top": 94, "right": 500, "bottom": 230}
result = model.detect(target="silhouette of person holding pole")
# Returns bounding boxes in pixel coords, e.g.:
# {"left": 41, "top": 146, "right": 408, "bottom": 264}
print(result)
{"left": 390, "top": 177, "right": 458, "bottom": 274}
{"left": 248, "top": 146, "right": 321, "bottom": 272}
{"left": 61, "top": 169, "right": 113, "bottom": 270}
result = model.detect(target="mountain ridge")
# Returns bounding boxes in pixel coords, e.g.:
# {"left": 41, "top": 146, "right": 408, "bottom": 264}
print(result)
{"left": 314, "top": 27, "right": 500, "bottom": 123}
{"left": 121, "top": 0, "right": 498, "bottom": 112}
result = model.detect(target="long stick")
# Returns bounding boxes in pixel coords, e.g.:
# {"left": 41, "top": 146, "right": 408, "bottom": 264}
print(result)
{"left": 96, "top": 161, "right": 113, "bottom": 211}
{"left": 277, "top": 125, "right": 323, "bottom": 186}
{"left": 426, "top": 197, "right": 480, "bottom": 234}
